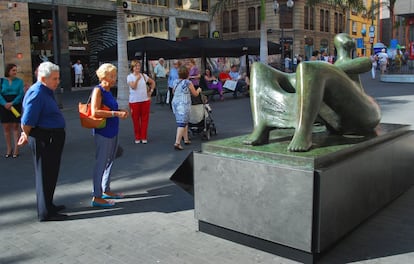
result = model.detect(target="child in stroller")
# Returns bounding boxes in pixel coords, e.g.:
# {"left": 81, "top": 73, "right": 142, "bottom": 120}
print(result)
{"left": 188, "top": 93, "right": 217, "bottom": 140}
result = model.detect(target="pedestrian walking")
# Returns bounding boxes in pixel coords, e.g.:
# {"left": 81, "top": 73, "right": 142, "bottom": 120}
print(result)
{"left": 370, "top": 53, "right": 378, "bottom": 79}
{"left": 378, "top": 49, "right": 389, "bottom": 75}
{"left": 172, "top": 65, "right": 202, "bottom": 150}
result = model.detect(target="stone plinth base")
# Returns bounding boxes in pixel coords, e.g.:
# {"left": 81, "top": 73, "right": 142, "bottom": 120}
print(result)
{"left": 193, "top": 124, "right": 414, "bottom": 262}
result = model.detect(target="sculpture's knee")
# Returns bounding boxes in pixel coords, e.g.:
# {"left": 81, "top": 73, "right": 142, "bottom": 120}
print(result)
{"left": 297, "top": 61, "right": 321, "bottom": 72}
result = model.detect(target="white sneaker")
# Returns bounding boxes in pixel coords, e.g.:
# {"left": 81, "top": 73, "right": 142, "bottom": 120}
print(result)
{"left": 141, "top": 140, "right": 148, "bottom": 144}
{"left": 135, "top": 140, "right": 141, "bottom": 144}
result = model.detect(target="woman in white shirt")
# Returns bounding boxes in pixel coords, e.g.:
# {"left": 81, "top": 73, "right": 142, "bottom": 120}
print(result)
{"left": 127, "top": 60, "right": 156, "bottom": 144}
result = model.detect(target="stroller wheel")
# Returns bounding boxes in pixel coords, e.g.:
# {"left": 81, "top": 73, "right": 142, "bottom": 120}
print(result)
{"left": 202, "top": 129, "right": 211, "bottom": 140}
{"left": 206, "top": 129, "right": 211, "bottom": 140}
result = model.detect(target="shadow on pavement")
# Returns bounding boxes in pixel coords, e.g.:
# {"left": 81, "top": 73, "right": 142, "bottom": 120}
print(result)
{"left": 63, "top": 184, "right": 194, "bottom": 221}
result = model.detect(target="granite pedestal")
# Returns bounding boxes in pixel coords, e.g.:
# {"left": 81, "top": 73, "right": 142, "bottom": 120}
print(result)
{"left": 193, "top": 124, "right": 414, "bottom": 263}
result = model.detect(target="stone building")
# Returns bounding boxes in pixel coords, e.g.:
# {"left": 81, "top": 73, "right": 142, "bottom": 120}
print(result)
{"left": 215, "top": 0, "right": 380, "bottom": 62}
{"left": 0, "top": 2, "right": 32, "bottom": 88}
{"left": 0, "top": 0, "right": 209, "bottom": 92}
{"left": 0, "top": 0, "right": 388, "bottom": 90}
{"left": 348, "top": 0, "right": 380, "bottom": 57}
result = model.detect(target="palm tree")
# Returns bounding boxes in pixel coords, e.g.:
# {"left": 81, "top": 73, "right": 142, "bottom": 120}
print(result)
{"left": 385, "top": 0, "right": 398, "bottom": 40}
{"left": 366, "top": 0, "right": 397, "bottom": 42}
{"left": 210, "top": 0, "right": 271, "bottom": 64}
{"left": 306, "top": 0, "right": 365, "bottom": 9}
{"left": 116, "top": 0, "right": 129, "bottom": 108}
{"left": 259, "top": 0, "right": 269, "bottom": 64}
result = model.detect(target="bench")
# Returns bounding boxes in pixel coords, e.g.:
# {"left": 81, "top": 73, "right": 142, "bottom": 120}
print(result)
{"left": 199, "top": 76, "right": 234, "bottom": 101}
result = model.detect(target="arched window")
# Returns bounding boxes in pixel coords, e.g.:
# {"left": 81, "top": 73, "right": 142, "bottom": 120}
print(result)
{"left": 149, "top": 20, "right": 153, "bottom": 33}
{"left": 177, "top": 19, "right": 183, "bottom": 28}
{"left": 142, "top": 22, "right": 146, "bottom": 34}
{"left": 137, "top": 22, "right": 142, "bottom": 35}
{"left": 325, "top": 10, "right": 329, "bottom": 32}
{"left": 248, "top": 7, "right": 256, "bottom": 31}
{"left": 154, "top": 19, "right": 158, "bottom": 32}
{"left": 279, "top": 5, "right": 293, "bottom": 29}
{"left": 320, "top": 9, "right": 325, "bottom": 32}
{"left": 223, "top": 11, "right": 230, "bottom": 33}
{"left": 231, "top": 9, "right": 238, "bottom": 32}
{"left": 159, "top": 18, "right": 164, "bottom": 31}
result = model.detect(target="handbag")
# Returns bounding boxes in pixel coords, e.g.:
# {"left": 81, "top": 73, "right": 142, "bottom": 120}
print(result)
{"left": 78, "top": 89, "right": 109, "bottom": 129}
{"left": 143, "top": 74, "right": 156, "bottom": 97}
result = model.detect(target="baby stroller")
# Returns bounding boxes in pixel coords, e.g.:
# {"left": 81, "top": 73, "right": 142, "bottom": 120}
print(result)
{"left": 188, "top": 93, "right": 217, "bottom": 140}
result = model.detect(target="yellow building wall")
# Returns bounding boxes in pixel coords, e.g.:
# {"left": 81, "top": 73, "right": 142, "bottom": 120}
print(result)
{"left": 348, "top": 0, "right": 380, "bottom": 56}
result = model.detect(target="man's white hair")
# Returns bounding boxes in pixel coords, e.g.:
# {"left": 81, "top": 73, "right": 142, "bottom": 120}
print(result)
{"left": 37, "top": 61, "right": 60, "bottom": 81}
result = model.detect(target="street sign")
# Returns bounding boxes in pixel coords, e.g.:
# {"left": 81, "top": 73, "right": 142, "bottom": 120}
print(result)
{"left": 370, "top": 37, "right": 374, "bottom": 44}
{"left": 356, "top": 38, "right": 364, "bottom": 48}
{"left": 212, "top": 31, "right": 220, "bottom": 39}
{"left": 369, "top": 25, "right": 375, "bottom": 37}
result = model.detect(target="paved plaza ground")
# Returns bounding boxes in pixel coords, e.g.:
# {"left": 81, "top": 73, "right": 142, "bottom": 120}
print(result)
{"left": 0, "top": 72, "right": 414, "bottom": 263}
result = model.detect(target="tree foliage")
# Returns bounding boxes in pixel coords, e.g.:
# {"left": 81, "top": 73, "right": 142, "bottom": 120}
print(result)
{"left": 306, "top": 0, "right": 365, "bottom": 11}
{"left": 365, "top": 0, "right": 397, "bottom": 20}
{"left": 210, "top": 0, "right": 234, "bottom": 18}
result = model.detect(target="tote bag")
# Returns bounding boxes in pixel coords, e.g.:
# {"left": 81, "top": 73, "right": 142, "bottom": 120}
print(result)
{"left": 78, "top": 91, "right": 110, "bottom": 129}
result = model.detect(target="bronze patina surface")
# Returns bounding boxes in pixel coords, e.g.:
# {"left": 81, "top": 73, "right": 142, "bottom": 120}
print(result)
{"left": 204, "top": 123, "right": 409, "bottom": 169}
{"left": 245, "top": 33, "right": 381, "bottom": 152}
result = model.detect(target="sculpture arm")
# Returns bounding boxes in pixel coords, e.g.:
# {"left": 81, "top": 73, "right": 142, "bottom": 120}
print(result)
{"left": 335, "top": 57, "right": 371, "bottom": 74}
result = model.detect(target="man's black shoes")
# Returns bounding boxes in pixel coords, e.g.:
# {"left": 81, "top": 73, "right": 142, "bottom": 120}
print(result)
{"left": 40, "top": 213, "right": 68, "bottom": 222}
{"left": 52, "top": 204, "right": 66, "bottom": 212}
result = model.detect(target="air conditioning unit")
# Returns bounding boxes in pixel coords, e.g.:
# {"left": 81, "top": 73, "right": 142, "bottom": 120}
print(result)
{"left": 122, "top": 1, "right": 132, "bottom": 11}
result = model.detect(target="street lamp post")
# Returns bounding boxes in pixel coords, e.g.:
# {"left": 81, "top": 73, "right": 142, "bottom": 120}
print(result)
{"left": 273, "top": 0, "right": 294, "bottom": 72}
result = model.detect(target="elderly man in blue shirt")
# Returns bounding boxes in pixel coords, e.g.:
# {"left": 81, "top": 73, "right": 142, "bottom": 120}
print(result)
{"left": 167, "top": 59, "right": 180, "bottom": 108}
{"left": 18, "top": 61, "right": 67, "bottom": 222}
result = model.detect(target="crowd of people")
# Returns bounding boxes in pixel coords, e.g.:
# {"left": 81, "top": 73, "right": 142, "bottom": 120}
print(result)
{"left": 0, "top": 57, "right": 251, "bottom": 221}
{"left": 283, "top": 47, "right": 411, "bottom": 78}
{"left": 282, "top": 51, "right": 336, "bottom": 73}
{"left": 369, "top": 48, "right": 410, "bottom": 78}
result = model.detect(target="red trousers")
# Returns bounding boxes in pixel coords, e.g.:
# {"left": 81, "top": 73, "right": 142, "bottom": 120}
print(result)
{"left": 129, "top": 100, "right": 151, "bottom": 141}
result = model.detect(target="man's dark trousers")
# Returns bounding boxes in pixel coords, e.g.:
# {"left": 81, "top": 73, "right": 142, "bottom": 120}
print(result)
{"left": 29, "top": 128, "right": 65, "bottom": 221}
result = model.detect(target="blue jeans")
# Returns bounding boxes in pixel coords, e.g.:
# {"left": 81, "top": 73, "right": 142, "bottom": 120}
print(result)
{"left": 92, "top": 134, "right": 118, "bottom": 198}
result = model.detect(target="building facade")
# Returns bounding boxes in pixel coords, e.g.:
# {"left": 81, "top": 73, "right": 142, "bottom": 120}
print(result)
{"left": 215, "top": 0, "right": 346, "bottom": 63}
{"left": 348, "top": 0, "right": 380, "bottom": 57}
{"left": 394, "top": 0, "right": 414, "bottom": 60}
{"left": 215, "top": 0, "right": 381, "bottom": 63}
{"left": 0, "top": 0, "right": 209, "bottom": 91}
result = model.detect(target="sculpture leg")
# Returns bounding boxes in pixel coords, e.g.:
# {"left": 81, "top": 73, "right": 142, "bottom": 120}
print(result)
{"left": 288, "top": 64, "right": 326, "bottom": 152}
{"left": 244, "top": 120, "right": 271, "bottom": 145}
{"left": 245, "top": 63, "right": 296, "bottom": 146}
